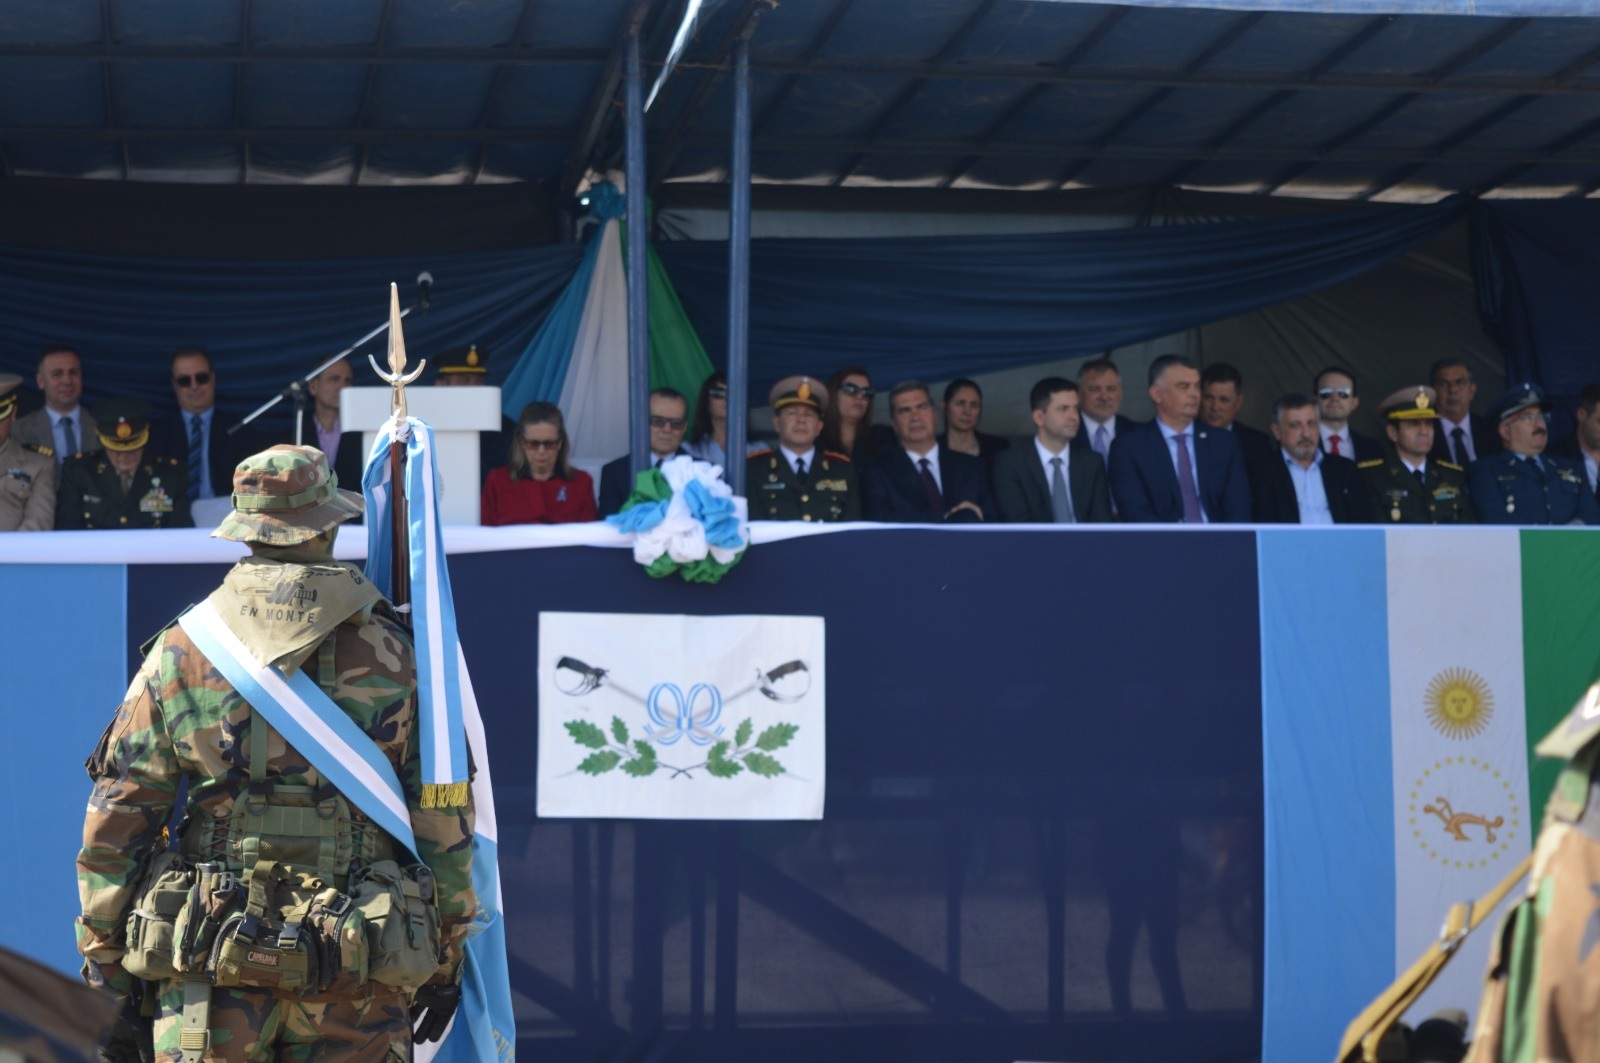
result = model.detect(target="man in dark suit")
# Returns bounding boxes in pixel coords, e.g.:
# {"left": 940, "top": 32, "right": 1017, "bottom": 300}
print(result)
{"left": 1107, "top": 355, "right": 1251, "bottom": 523}
{"left": 1428, "top": 357, "right": 1499, "bottom": 467}
{"left": 1200, "top": 362, "right": 1276, "bottom": 484}
{"left": 992, "top": 376, "right": 1111, "bottom": 523}
{"left": 598, "top": 388, "right": 693, "bottom": 518}
{"left": 1251, "top": 393, "right": 1373, "bottom": 524}
{"left": 1071, "top": 357, "right": 1139, "bottom": 466}
{"left": 861, "top": 380, "right": 994, "bottom": 523}
{"left": 149, "top": 346, "right": 259, "bottom": 502}
{"left": 295, "top": 357, "right": 365, "bottom": 491}
{"left": 1469, "top": 383, "right": 1600, "bottom": 526}
{"left": 1313, "top": 366, "right": 1383, "bottom": 463}
{"left": 1560, "top": 383, "right": 1600, "bottom": 505}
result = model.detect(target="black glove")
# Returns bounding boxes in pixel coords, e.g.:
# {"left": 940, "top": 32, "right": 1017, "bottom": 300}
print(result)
{"left": 410, "top": 983, "right": 461, "bottom": 1044}
{"left": 99, "top": 988, "right": 154, "bottom": 1063}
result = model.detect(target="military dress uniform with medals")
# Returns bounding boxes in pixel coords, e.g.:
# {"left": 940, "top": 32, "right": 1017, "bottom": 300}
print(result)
{"left": 1467, "top": 383, "right": 1600, "bottom": 526}
{"left": 748, "top": 375, "right": 861, "bottom": 522}
{"left": 749, "top": 447, "right": 860, "bottom": 522}
{"left": 55, "top": 400, "right": 193, "bottom": 529}
{"left": 1358, "top": 387, "right": 1475, "bottom": 524}
{"left": 0, "top": 372, "right": 56, "bottom": 531}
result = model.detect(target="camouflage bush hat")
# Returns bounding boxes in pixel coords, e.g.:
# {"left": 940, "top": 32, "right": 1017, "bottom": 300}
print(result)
{"left": 212, "top": 444, "right": 364, "bottom": 545}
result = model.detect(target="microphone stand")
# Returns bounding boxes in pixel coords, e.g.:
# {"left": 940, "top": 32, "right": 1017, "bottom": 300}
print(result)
{"left": 232, "top": 303, "right": 419, "bottom": 441}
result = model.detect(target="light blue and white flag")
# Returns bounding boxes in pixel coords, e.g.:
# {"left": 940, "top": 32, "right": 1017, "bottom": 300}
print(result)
{"left": 363, "top": 419, "right": 516, "bottom": 1063}
{"left": 1257, "top": 527, "right": 1579, "bottom": 1060}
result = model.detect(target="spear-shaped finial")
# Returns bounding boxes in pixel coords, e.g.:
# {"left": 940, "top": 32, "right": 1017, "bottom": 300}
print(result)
{"left": 369, "top": 282, "right": 425, "bottom": 424}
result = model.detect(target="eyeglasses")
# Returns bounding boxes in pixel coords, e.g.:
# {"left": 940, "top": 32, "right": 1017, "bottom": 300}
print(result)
{"left": 1317, "top": 387, "right": 1353, "bottom": 400}
{"left": 707, "top": 386, "right": 727, "bottom": 399}
{"left": 521, "top": 438, "right": 561, "bottom": 451}
{"left": 173, "top": 372, "right": 213, "bottom": 388}
{"left": 1507, "top": 409, "right": 1550, "bottom": 426}
{"left": 650, "top": 416, "right": 687, "bottom": 431}
{"left": 838, "top": 382, "right": 875, "bottom": 398}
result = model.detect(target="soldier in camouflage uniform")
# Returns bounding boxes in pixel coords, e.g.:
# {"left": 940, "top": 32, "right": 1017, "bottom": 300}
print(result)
{"left": 1470, "top": 679, "right": 1600, "bottom": 1062}
{"left": 77, "top": 445, "right": 475, "bottom": 1063}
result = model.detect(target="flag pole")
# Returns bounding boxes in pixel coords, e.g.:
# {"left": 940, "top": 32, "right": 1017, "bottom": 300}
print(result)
{"left": 369, "top": 282, "right": 425, "bottom": 609}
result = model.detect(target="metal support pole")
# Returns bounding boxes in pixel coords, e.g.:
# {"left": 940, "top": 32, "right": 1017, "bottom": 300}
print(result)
{"left": 625, "top": 30, "right": 650, "bottom": 476}
{"left": 725, "top": 30, "right": 753, "bottom": 497}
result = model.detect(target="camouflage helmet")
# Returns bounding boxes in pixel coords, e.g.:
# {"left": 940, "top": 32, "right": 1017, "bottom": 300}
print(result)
{"left": 212, "top": 445, "right": 363, "bottom": 545}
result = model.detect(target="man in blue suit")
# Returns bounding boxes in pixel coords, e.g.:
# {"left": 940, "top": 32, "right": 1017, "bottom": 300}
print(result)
{"left": 1468, "top": 382, "right": 1600, "bottom": 526}
{"left": 861, "top": 381, "right": 994, "bottom": 523}
{"left": 1107, "top": 354, "right": 1252, "bottom": 523}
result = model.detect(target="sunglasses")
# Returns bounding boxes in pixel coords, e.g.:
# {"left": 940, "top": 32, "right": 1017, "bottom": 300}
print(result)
{"left": 174, "top": 372, "right": 213, "bottom": 388}
{"left": 1317, "top": 387, "right": 1353, "bottom": 400}
{"left": 650, "top": 416, "right": 687, "bottom": 431}
{"left": 521, "top": 438, "right": 561, "bottom": 451}
{"left": 838, "top": 382, "right": 875, "bottom": 398}
{"left": 707, "top": 386, "right": 728, "bottom": 399}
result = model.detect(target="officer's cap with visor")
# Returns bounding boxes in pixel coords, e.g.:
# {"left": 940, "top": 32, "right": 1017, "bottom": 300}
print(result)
{"left": 213, "top": 444, "right": 363, "bottom": 546}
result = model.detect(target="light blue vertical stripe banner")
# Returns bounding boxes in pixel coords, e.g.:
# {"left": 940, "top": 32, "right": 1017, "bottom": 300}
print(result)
{"left": 0, "top": 564, "right": 128, "bottom": 974}
{"left": 1259, "top": 528, "right": 1394, "bottom": 1062}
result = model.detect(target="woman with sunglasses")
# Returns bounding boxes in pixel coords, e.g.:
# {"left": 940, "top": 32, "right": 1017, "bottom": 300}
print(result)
{"left": 685, "top": 370, "right": 763, "bottom": 471}
{"left": 821, "top": 366, "right": 896, "bottom": 465}
{"left": 481, "top": 401, "right": 596, "bottom": 525}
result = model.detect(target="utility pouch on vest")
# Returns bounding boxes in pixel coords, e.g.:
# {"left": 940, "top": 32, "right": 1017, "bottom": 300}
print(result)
{"left": 122, "top": 849, "right": 196, "bottom": 981}
{"left": 208, "top": 860, "right": 319, "bottom": 992}
{"left": 349, "top": 860, "right": 442, "bottom": 988}
{"left": 171, "top": 862, "right": 243, "bottom": 974}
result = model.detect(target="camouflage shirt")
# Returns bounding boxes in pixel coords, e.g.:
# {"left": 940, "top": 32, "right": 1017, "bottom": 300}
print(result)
{"left": 76, "top": 562, "right": 476, "bottom": 994}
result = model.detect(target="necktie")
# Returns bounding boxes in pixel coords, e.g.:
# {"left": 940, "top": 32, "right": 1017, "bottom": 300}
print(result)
{"left": 917, "top": 457, "right": 944, "bottom": 513}
{"left": 1414, "top": 467, "right": 1426, "bottom": 490}
{"left": 1451, "top": 426, "right": 1467, "bottom": 465}
{"left": 1174, "top": 431, "right": 1203, "bottom": 523}
{"left": 1330, "top": 434, "right": 1342, "bottom": 457}
{"left": 187, "top": 415, "right": 204, "bottom": 500}
{"left": 795, "top": 457, "right": 807, "bottom": 481}
{"left": 61, "top": 415, "right": 77, "bottom": 457}
{"left": 1050, "top": 456, "right": 1075, "bottom": 523}
{"left": 654, "top": 456, "right": 663, "bottom": 470}
{"left": 1529, "top": 456, "right": 1545, "bottom": 482}
{"left": 1093, "top": 424, "right": 1110, "bottom": 462}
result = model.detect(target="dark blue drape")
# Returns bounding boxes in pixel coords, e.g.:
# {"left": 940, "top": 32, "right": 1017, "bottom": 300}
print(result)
{"left": 657, "top": 197, "right": 1467, "bottom": 390}
{"left": 1471, "top": 201, "right": 1600, "bottom": 431}
{"left": 0, "top": 243, "right": 582, "bottom": 427}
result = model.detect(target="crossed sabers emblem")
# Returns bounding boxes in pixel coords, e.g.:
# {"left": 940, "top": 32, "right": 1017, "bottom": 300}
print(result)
{"left": 555, "top": 656, "right": 810, "bottom": 746}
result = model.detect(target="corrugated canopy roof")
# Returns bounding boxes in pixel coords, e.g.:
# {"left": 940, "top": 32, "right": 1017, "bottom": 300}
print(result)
{"left": 6, "top": 0, "right": 1600, "bottom": 201}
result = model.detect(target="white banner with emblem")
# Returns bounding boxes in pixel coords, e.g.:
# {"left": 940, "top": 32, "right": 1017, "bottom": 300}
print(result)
{"left": 536, "top": 612, "right": 826, "bottom": 820}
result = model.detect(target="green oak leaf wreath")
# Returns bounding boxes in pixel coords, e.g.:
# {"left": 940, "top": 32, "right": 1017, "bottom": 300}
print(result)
{"left": 564, "top": 716, "right": 798, "bottom": 779}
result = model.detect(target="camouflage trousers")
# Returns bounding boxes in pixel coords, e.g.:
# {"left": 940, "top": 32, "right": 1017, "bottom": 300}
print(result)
{"left": 152, "top": 982, "right": 410, "bottom": 1063}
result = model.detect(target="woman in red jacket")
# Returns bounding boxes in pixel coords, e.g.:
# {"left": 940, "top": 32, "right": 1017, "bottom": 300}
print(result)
{"left": 481, "top": 402, "right": 597, "bottom": 525}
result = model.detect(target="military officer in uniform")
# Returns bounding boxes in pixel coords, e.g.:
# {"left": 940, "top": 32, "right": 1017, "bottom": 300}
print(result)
{"left": 0, "top": 372, "right": 56, "bottom": 531}
{"left": 1468, "top": 382, "right": 1600, "bottom": 526}
{"left": 55, "top": 399, "right": 192, "bottom": 529}
{"left": 748, "top": 375, "right": 860, "bottom": 522}
{"left": 1358, "top": 385, "right": 1474, "bottom": 524}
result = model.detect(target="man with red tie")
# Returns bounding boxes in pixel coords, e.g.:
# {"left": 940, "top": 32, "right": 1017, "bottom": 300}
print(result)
{"left": 1313, "top": 366, "right": 1383, "bottom": 464}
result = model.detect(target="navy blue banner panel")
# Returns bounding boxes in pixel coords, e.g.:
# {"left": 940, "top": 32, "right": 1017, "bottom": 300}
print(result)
{"left": 120, "top": 529, "right": 1263, "bottom": 1062}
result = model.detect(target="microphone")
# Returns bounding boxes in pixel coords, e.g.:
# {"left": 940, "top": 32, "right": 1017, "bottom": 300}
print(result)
{"left": 416, "top": 271, "right": 434, "bottom": 310}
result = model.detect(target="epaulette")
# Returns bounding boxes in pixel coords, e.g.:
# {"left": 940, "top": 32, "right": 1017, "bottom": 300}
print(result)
{"left": 823, "top": 450, "right": 852, "bottom": 464}
{"left": 23, "top": 442, "right": 51, "bottom": 457}
{"left": 1357, "top": 458, "right": 1384, "bottom": 469}
{"left": 748, "top": 448, "right": 773, "bottom": 459}
{"left": 1437, "top": 460, "right": 1463, "bottom": 471}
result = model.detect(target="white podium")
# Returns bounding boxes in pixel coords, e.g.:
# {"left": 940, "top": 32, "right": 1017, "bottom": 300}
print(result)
{"left": 341, "top": 386, "right": 502, "bottom": 526}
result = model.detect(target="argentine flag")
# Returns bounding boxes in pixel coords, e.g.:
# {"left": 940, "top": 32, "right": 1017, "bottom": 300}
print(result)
{"left": 1259, "top": 527, "right": 1600, "bottom": 1060}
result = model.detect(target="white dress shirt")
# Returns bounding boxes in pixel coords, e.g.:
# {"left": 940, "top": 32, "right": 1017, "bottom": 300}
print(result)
{"left": 1319, "top": 423, "right": 1353, "bottom": 459}
{"left": 1438, "top": 415, "right": 1477, "bottom": 465}
{"left": 1283, "top": 449, "right": 1333, "bottom": 525}
{"left": 780, "top": 445, "right": 816, "bottom": 478}
{"left": 905, "top": 444, "right": 942, "bottom": 492}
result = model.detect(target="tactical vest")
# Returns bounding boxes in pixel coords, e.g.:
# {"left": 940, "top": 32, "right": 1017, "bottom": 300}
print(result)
{"left": 121, "top": 637, "right": 441, "bottom": 1005}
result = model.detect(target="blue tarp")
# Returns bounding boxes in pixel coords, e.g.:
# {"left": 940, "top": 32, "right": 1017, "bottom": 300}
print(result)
{"left": 657, "top": 197, "right": 1466, "bottom": 390}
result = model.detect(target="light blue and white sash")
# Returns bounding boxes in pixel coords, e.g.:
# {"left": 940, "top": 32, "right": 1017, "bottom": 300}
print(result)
{"left": 177, "top": 599, "right": 420, "bottom": 859}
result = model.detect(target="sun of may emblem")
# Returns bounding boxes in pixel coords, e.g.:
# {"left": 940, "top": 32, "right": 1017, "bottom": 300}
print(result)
{"left": 1424, "top": 668, "right": 1494, "bottom": 739}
